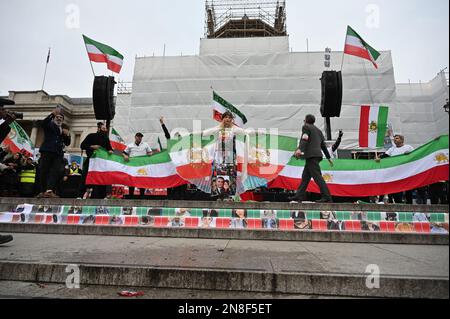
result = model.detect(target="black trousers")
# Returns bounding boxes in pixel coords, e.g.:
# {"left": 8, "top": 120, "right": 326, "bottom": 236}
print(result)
{"left": 39, "top": 152, "right": 64, "bottom": 193}
{"left": 390, "top": 191, "right": 413, "bottom": 204}
{"left": 78, "top": 157, "right": 90, "bottom": 198}
{"left": 78, "top": 157, "right": 111, "bottom": 199}
{"left": 295, "top": 157, "right": 331, "bottom": 200}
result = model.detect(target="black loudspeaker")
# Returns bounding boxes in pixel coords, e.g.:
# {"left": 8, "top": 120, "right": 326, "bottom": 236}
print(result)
{"left": 320, "top": 71, "right": 343, "bottom": 118}
{"left": 93, "top": 76, "right": 116, "bottom": 120}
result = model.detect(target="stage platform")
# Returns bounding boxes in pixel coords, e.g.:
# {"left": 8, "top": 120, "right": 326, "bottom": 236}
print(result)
{"left": 0, "top": 197, "right": 448, "bottom": 298}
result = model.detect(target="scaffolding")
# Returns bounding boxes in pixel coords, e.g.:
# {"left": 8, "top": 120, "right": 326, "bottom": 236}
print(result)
{"left": 205, "top": 0, "right": 287, "bottom": 38}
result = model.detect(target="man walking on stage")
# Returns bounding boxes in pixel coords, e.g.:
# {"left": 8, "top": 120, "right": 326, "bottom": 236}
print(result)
{"left": 289, "top": 114, "right": 334, "bottom": 203}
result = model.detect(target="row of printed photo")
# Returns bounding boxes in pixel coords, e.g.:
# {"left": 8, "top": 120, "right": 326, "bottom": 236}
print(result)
{"left": 0, "top": 212, "right": 448, "bottom": 234}
{"left": 1, "top": 204, "right": 448, "bottom": 223}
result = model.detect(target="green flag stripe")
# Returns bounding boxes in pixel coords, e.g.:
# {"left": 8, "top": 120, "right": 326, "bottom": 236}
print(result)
{"left": 376, "top": 106, "right": 389, "bottom": 147}
{"left": 286, "top": 135, "right": 449, "bottom": 171}
{"left": 213, "top": 92, "right": 248, "bottom": 124}
{"left": 168, "top": 134, "right": 298, "bottom": 153}
{"left": 347, "top": 26, "right": 380, "bottom": 61}
{"left": 93, "top": 149, "right": 172, "bottom": 166}
{"left": 83, "top": 35, "right": 124, "bottom": 59}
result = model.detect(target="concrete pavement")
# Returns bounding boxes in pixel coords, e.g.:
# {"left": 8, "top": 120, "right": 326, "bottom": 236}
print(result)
{"left": 0, "top": 233, "right": 448, "bottom": 298}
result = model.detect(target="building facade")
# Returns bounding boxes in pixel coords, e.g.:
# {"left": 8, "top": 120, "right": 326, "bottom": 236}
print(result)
{"left": 2, "top": 90, "right": 98, "bottom": 155}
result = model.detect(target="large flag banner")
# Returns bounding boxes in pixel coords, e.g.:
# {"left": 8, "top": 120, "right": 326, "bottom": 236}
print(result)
{"left": 212, "top": 92, "right": 248, "bottom": 128}
{"left": 86, "top": 150, "right": 186, "bottom": 189}
{"left": 110, "top": 128, "right": 127, "bottom": 152}
{"left": 2, "top": 121, "right": 34, "bottom": 157}
{"left": 344, "top": 26, "right": 381, "bottom": 69}
{"left": 87, "top": 135, "right": 449, "bottom": 198}
{"left": 359, "top": 105, "right": 389, "bottom": 149}
{"left": 270, "top": 135, "right": 449, "bottom": 197}
{"left": 168, "top": 132, "right": 296, "bottom": 194}
{"left": 83, "top": 35, "right": 124, "bottom": 73}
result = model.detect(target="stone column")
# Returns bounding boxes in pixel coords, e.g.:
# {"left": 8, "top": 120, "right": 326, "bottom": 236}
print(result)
{"left": 30, "top": 121, "right": 39, "bottom": 146}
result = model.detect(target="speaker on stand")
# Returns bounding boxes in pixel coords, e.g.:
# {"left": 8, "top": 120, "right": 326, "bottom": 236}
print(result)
{"left": 320, "top": 70, "right": 343, "bottom": 140}
{"left": 93, "top": 76, "right": 116, "bottom": 121}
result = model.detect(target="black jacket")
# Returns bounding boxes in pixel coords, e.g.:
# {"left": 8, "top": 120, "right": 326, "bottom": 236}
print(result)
{"left": 81, "top": 132, "right": 113, "bottom": 158}
{"left": 0, "top": 121, "right": 11, "bottom": 145}
{"left": 299, "top": 124, "right": 331, "bottom": 159}
{"left": 39, "top": 114, "right": 71, "bottom": 155}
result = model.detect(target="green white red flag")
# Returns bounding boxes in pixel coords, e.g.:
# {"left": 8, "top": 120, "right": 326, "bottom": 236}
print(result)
{"left": 270, "top": 135, "right": 449, "bottom": 197}
{"left": 110, "top": 128, "right": 127, "bottom": 152}
{"left": 344, "top": 26, "right": 381, "bottom": 69}
{"left": 212, "top": 92, "right": 248, "bottom": 128}
{"left": 1, "top": 121, "right": 34, "bottom": 157}
{"left": 87, "top": 134, "right": 449, "bottom": 198}
{"left": 83, "top": 35, "right": 124, "bottom": 73}
{"left": 359, "top": 105, "right": 389, "bottom": 149}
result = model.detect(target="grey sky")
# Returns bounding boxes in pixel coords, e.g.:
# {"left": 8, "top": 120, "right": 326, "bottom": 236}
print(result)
{"left": 1, "top": 0, "right": 448, "bottom": 97}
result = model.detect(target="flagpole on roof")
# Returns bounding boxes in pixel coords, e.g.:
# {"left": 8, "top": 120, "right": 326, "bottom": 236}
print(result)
{"left": 41, "top": 47, "right": 51, "bottom": 91}
{"left": 83, "top": 37, "right": 96, "bottom": 77}
{"left": 340, "top": 26, "right": 348, "bottom": 71}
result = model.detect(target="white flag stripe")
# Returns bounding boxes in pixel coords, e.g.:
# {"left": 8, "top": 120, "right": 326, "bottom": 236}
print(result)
{"left": 85, "top": 44, "right": 104, "bottom": 55}
{"left": 368, "top": 106, "right": 380, "bottom": 149}
{"left": 279, "top": 150, "right": 449, "bottom": 185}
{"left": 89, "top": 158, "right": 177, "bottom": 178}
{"left": 212, "top": 100, "right": 245, "bottom": 128}
{"left": 345, "top": 35, "right": 365, "bottom": 49}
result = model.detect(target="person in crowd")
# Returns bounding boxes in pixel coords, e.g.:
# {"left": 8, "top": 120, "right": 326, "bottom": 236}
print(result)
{"left": 123, "top": 132, "right": 153, "bottom": 199}
{"left": 0, "top": 145, "right": 11, "bottom": 162}
{"left": 69, "top": 161, "right": 82, "bottom": 176}
{"left": 289, "top": 114, "right": 334, "bottom": 203}
{"left": 19, "top": 156, "right": 37, "bottom": 197}
{"left": 376, "top": 134, "right": 415, "bottom": 204}
{"left": 37, "top": 108, "right": 71, "bottom": 198}
{"left": 159, "top": 116, "right": 185, "bottom": 199}
{"left": 160, "top": 116, "right": 181, "bottom": 141}
{"left": 79, "top": 122, "right": 113, "bottom": 199}
{"left": 429, "top": 181, "right": 449, "bottom": 205}
{"left": 0, "top": 105, "right": 16, "bottom": 245}
{"left": 1, "top": 152, "right": 24, "bottom": 197}
{"left": 323, "top": 130, "right": 344, "bottom": 159}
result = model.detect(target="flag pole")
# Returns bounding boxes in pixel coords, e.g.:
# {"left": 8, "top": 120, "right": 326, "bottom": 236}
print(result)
{"left": 340, "top": 27, "right": 348, "bottom": 71}
{"left": 41, "top": 48, "right": 51, "bottom": 91}
{"left": 83, "top": 40, "right": 96, "bottom": 77}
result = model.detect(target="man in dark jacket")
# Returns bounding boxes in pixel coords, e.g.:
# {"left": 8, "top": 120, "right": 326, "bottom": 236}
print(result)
{"left": 289, "top": 114, "right": 334, "bottom": 203}
{"left": 79, "top": 122, "right": 113, "bottom": 198}
{"left": 37, "top": 108, "right": 71, "bottom": 198}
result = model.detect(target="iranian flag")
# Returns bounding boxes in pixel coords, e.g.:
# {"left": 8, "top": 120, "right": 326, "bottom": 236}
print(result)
{"left": 110, "top": 128, "right": 127, "bottom": 152}
{"left": 359, "top": 105, "right": 389, "bottom": 149}
{"left": 269, "top": 135, "right": 449, "bottom": 197}
{"left": 1, "top": 121, "right": 34, "bottom": 157}
{"left": 86, "top": 149, "right": 186, "bottom": 189}
{"left": 168, "top": 132, "right": 296, "bottom": 194}
{"left": 212, "top": 92, "right": 248, "bottom": 128}
{"left": 83, "top": 35, "right": 124, "bottom": 73}
{"left": 344, "top": 26, "right": 381, "bottom": 69}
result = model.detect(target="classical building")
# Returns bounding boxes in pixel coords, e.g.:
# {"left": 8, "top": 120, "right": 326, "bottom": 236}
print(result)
{"left": 1, "top": 90, "right": 98, "bottom": 155}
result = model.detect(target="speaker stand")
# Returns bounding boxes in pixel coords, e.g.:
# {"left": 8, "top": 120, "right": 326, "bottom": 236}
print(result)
{"left": 325, "top": 117, "right": 332, "bottom": 141}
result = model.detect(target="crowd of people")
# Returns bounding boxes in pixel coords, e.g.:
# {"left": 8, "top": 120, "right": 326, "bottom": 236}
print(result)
{"left": 0, "top": 108, "right": 448, "bottom": 205}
